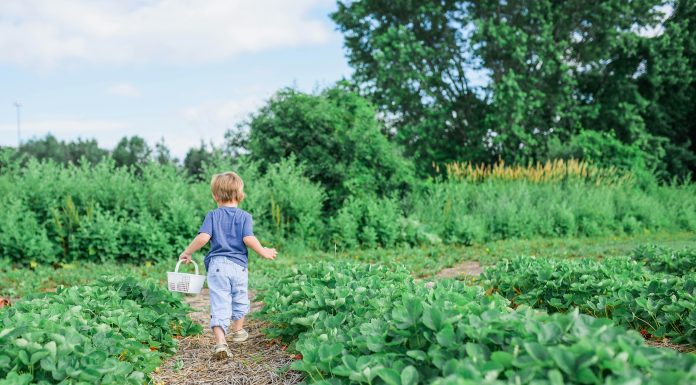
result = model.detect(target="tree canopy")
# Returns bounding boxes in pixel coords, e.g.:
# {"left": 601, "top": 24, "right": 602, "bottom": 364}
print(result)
{"left": 332, "top": 0, "right": 696, "bottom": 178}
{"left": 245, "top": 86, "right": 415, "bottom": 210}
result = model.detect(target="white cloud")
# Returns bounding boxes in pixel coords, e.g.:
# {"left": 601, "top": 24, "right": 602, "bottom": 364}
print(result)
{"left": 108, "top": 83, "right": 140, "bottom": 97}
{"left": 0, "top": 0, "right": 333, "bottom": 68}
{"left": 181, "top": 95, "right": 266, "bottom": 130}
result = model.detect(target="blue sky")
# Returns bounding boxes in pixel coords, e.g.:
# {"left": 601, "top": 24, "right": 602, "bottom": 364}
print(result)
{"left": 0, "top": 0, "right": 351, "bottom": 158}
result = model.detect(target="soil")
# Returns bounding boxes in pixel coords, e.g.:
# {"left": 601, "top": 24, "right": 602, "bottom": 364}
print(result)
{"left": 434, "top": 260, "right": 483, "bottom": 279}
{"left": 151, "top": 288, "right": 303, "bottom": 385}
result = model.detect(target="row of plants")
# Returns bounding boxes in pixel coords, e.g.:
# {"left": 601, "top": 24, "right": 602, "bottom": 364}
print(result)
{"left": 631, "top": 245, "right": 696, "bottom": 275}
{"left": 257, "top": 261, "right": 696, "bottom": 384}
{"left": 0, "top": 276, "right": 201, "bottom": 384}
{"left": 5, "top": 232, "right": 696, "bottom": 300}
{"left": 2, "top": 153, "right": 696, "bottom": 265}
{"left": 482, "top": 247, "right": 696, "bottom": 344}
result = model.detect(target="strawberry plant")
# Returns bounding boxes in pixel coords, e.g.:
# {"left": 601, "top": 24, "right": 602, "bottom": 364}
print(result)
{"left": 483, "top": 254, "right": 696, "bottom": 343}
{"left": 631, "top": 245, "right": 696, "bottom": 275}
{"left": 259, "top": 261, "right": 696, "bottom": 384}
{"left": 0, "top": 276, "right": 201, "bottom": 384}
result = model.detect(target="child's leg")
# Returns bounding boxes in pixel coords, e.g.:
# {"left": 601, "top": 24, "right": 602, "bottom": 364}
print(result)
{"left": 230, "top": 317, "right": 245, "bottom": 333}
{"left": 212, "top": 326, "right": 226, "bottom": 345}
{"left": 230, "top": 264, "right": 250, "bottom": 339}
{"left": 208, "top": 264, "right": 233, "bottom": 345}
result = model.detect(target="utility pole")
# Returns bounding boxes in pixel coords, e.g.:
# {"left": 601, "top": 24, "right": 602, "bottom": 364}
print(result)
{"left": 13, "top": 101, "right": 21, "bottom": 148}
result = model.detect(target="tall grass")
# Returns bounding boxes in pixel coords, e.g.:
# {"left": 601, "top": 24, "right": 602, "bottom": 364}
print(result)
{"left": 444, "top": 158, "right": 633, "bottom": 186}
{"left": 409, "top": 180, "right": 696, "bottom": 245}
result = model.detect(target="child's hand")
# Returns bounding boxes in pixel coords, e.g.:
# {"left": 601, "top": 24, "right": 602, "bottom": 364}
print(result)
{"left": 260, "top": 248, "right": 277, "bottom": 260}
{"left": 179, "top": 252, "right": 193, "bottom": 264}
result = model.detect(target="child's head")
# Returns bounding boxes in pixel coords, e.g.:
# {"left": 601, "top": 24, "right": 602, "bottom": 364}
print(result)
{"left": 210, "top": 172, "right": 245, "bottom": 204}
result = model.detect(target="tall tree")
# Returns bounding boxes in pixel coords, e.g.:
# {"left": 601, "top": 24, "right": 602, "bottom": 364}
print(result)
{"left": 244, "top": 85, "right": 414, "bottom": 211}
{"left": 332, "top": 0, "right": 489, "bottom": 171}
{"left": 154, "top": 138, "right": 176, "bottom": 165}
{"left": 639, "top": 0, "right": 696, "bottom": 177}
{"left": 183, "top": 141, "right": 221, "bottom": 179}
{"left": 112, "top": 136, "right": 152, "bottom": 168}
{"left": 332, "top": 0, "right": 676, "bottom": 171}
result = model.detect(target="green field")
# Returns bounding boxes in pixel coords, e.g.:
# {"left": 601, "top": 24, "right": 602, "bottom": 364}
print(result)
{"left": 2, "top": 229, "right": 696, "bottom": 384}
{"left": 2, "top": 159, "right": 695, "bottom": 384}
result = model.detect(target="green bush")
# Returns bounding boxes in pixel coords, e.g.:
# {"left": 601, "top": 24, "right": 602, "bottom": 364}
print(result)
{"left": 331, "top": 196, "right": 404, "bottom": 249}
{"left": 241, "top": 158, "right": 326, "bottom": 248}
{"left": 0, "top": 196, "right": 55, "bottom": 264}
{"left": 411, "top": 180, "right": 696, "bottom": 242}
{"left": 245, "top": 85, "right": 415, "bottom": 211}
{"left": 1, "top": 149, "right": 694, "bottom": 265}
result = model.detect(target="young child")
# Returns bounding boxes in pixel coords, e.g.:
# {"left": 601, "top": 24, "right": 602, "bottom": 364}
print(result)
{"left": 179, "top": 171, "right": 277, "bottom": 359}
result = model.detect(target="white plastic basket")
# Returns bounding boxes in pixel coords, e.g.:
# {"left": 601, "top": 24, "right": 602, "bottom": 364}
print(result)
{"left": 167, "top": 260, "right": 206, "bottom": 294}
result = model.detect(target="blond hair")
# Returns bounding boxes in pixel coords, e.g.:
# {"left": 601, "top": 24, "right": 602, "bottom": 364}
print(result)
{"left": 211, "top": 172, "right": 245, "bottom": 203}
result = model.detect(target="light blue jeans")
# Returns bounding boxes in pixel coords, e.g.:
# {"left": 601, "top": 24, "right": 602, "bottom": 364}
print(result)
{"left": 207, "top": 257, "right": 250, "bottom": 334}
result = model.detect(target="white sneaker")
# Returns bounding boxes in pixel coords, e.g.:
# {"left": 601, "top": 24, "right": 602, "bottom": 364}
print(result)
{"left": 230, "top": 329, "right": 249, "bottom": 343}
{"left": 213, "top": 343, "right": 231, "bottom": 360}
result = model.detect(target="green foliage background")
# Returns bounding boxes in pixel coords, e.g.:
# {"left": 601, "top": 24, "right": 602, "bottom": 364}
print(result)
{"left": 331, "top": 0, "right": 696, "bottom": 179}
{"left": 1, "top": 148, "right": 694, "bottom": 265}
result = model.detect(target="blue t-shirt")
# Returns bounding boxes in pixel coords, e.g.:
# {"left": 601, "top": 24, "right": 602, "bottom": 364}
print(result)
{"left": 198, "top": 207, "right": 254, "bottom": 271}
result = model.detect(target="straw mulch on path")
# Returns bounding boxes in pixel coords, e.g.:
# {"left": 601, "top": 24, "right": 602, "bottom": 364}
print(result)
{"left": 151, "top": 289, "right": 303, "bottom": 385}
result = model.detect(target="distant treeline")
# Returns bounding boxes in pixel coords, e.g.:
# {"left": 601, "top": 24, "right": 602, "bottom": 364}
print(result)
{"left": 5, "top": 134, "right": 222, "bottom": 179}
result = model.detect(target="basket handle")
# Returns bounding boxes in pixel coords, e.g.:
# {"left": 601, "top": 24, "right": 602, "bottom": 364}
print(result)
{"left": 175, "top": 260, "right": 200, "bottom": 275}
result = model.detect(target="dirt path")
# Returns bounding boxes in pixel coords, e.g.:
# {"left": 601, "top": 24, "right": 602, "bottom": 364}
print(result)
{"left": 434, "top": 260, "right": 483, "bottom": 279}
{"left": 151, "top": 289, "right": 303, "bottom": 385}
{"left": 152, "top": 260, "right": 483, "bottom": 384}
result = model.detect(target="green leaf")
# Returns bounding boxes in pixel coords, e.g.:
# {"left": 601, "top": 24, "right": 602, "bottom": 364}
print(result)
{"left": 406, "top": 350, "right": 427, "bottom": 361}
{"left": 549, "top": 348, "right": 575, "bottom": 375}
{"left": 548, "top": 369, "right": 564, "bottom": 385}
{"left": 524, "top": 342, "right": 549, "bottom": 362}
{"left": 575, "top": 367, "right": 599, "bottom": 384}
{"left": 436, "top": 324, "right": 456, "bottom": 347}
{"left": 318, "top": 343, "right": 343, "bottom": 362}
{"left": 30, "top": 351, "right": 49, "bottom": 365}
{"left": 17, "top": 350, "right": 29, "bottom": 365}
{"left": 44, "top": 341, "right": 57, "bottom": 360}
{"left": 491, "top": 351, "right": 513, "bottom": 367}
{"left": 423, "top": 305, "right": 443, "bottom": 331}
{"left": 401, "top": 365, "right": 419, "bottom": 385}
{"left": 376, "top": 368, "right": 401, "bottom": 385}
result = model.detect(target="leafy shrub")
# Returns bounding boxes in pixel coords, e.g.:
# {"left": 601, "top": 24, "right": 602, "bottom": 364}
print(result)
{"left": 69, "top": 206, "right": 122, "bottom": 263}
{"left": 241, "top": 158, "right": 326, "bottom": 248}
{"left": 331, "top": 196, "right": 404, "bottom": 249}
{"left": 0, "top": 196, "right": 55, "bottom": 265}
{"left": 1, "top": 149, "right": 695, "bottom": 266}
{"left": 411, "top": 180, "right": 696, "bottom": 242}
{"left": 245, "top": 85, "right": 415, "bottom": 211}
{"left": 0, "top": 276, "right": 201, "bottom": 384}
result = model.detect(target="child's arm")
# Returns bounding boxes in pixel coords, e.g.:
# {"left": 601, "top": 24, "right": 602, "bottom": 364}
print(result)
{"left": 179, "top": 233, "right": 211, "bottom": 264}
{"left": 243, "top": 236, "right": 277, "bottom": 260}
